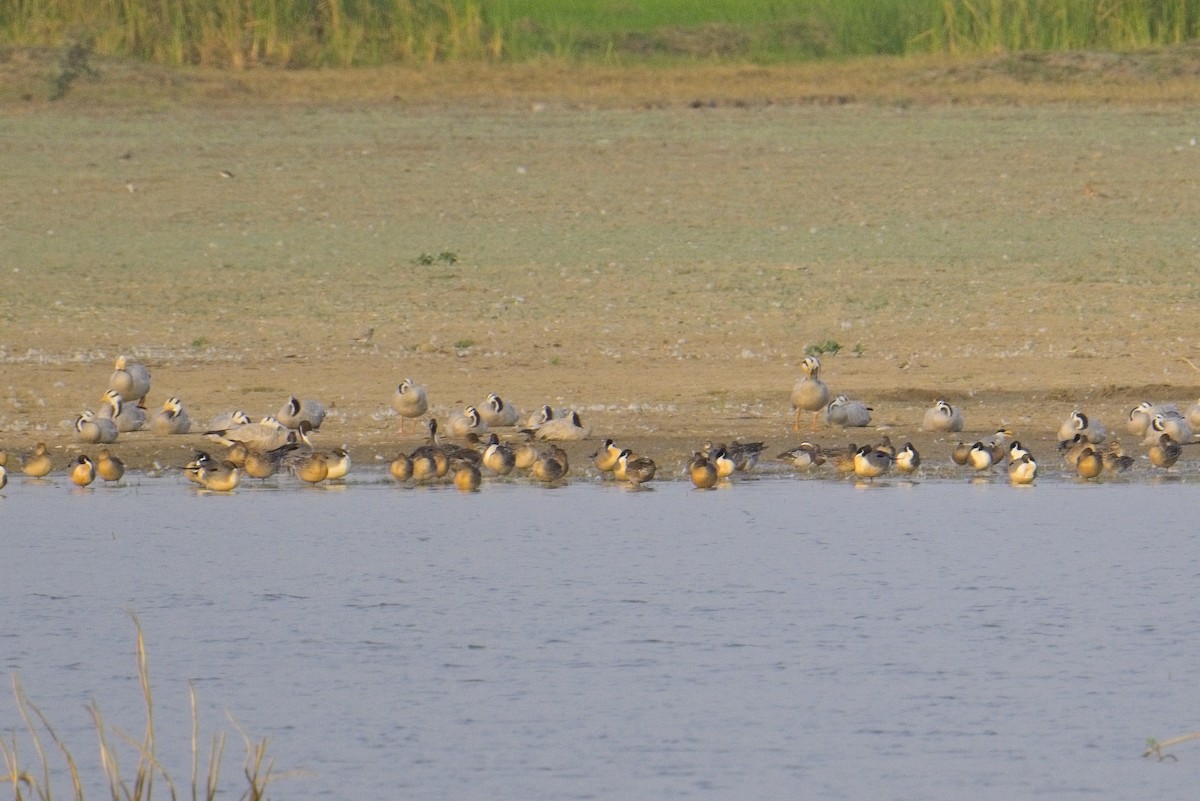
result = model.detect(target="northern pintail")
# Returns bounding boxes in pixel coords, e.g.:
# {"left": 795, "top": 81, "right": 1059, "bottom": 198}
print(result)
{"left": 70, "top": 455, "right": 96, "bottom": 487}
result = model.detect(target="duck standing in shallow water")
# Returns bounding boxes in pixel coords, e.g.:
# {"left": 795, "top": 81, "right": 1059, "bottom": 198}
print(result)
{"left": 70, "top": 455, "right": 96, "bottom": 488}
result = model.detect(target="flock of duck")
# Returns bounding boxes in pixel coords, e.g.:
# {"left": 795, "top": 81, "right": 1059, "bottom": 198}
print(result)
{"left": 1, "top": 354, "right": 1198, "bottom": 493}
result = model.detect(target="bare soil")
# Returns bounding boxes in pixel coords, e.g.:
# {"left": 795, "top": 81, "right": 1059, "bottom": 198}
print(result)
{"left": 4, "top": 51, "right": 1200, "bottom": 480}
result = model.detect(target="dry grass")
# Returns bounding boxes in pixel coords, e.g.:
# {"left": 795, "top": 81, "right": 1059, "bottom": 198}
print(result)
{"left": 1, "top": 616, "right": 274, "bottom": 801}
{"left": 7, "top": 44, "right": 1200, "bottom": 107}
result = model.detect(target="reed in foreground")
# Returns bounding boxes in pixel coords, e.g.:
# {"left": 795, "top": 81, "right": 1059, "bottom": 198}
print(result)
{"left": 1, "top": 616, "right": 275, "bottom": 801}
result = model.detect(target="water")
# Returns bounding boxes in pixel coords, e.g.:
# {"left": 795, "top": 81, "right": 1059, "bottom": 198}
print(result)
{"left": 2, "top": 474, "right": 1198, "bottom": 799}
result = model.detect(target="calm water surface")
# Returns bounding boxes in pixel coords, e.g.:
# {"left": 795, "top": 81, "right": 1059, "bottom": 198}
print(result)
{"left": 1, "top": 474, "right": 1197, "bottom": 799}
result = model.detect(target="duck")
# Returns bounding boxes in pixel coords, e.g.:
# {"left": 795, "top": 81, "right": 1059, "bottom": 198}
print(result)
{"left": 1008, "top": 441, "right": 1031, "bottom": 463}
{"left": 389, "top": 453, "right": 414, "bottom": 482}
{"left": 1058, "top": 410, "right": 1106, "bottom": 445}
{"left": 829, "top": 443, "right": 859, "bottom": 476}
{"left": 224, "top": 441, "right": 250, "bottom": 468}
{"left": 391, "top": 379, "right": 429, "bottom": 433}
{"left": 98, "top": 391, "right": 145, "bottom": 432}
{"left": 1101, "top": 443, "right": 1135, "bottom": 473}
{"left": 1148, "top": 433, "right": 1183, "bottom": 469}
{"left": 293, "top": 451, "right": 330, "bottom": 485}
{"left": 922, "top": 400, "right": 964, "bottom": 433}
{"left": 791, "top": 356, "right": 830, "bottom": 431}
{"left": 984, "top": 428, "right": 1013, "bottom": 464}
{"left": 967, "top": 442, "right": 994, "bottom": 472}
{"left": 1061, "top": 435, "right": 1092, "bottom": 468}
{"left": 824, "top": 395, "right": 872, "bottom": 428}
{"left": 21, "top": 443, "right": 53, "bottom": 478}
{"left": 325, "top": 448, "right": 351, "bottom": 481}
{"left": 727, "top": 440, "right": 767, "bottom": 472}
{"left": 513, "top": 434, "right": 539, "bottom": 472}
{"left": 75, "top": 411, "right": 119, "bottom": 444}
{"left": 150, "top": 396, "right": 191, "bottom": 435}
{"left": 776, "top": 442, "right": 825, "bottom": 470}
{"left": 709, "top": 446, "right": 736, "bottom": 479}
{"left": 478, "top": 393, "right": 520, "bottom": 427}
{"left": 530, "top": 447, "right": 569, "bottom": 483}
{"left": 894, "top": 442, "right": 921, "bottom": 474}
{"left": 1008, "top": 454, "right": 1038, "bottom": 485}
{"left": 482, "top": 435, "right": 516, "bottom": 476}
{"left": 531, "top": 410, "right": 591, "bottom": 441}
{"left": 278, "top": 396, "right": 326, "bottom": 431}
{"left": 109, "top": 355, "right": 151, "bottom": 402}
{"left": 853, "top": 445, "right": 892, "bottom": 481}
{"left": 96, "top": 449, "right": 125, "bottom": 482}
{"left": 453, "top": 460, "right": 482, "bottom": 491}
{"left": 70, "top": 455, "right": 96, "bottom": 488}
{"left": 183, "top": 451, "right": 213, "bottom": 485}
{"left": 617, "top": 450, "right": 657, "bottom": 487}
{"left": 197, "top": 460, "right": 240, "bottom": 492}
{"left": 1075, "top": 446, "right": 1103, "bottom": 479}
{"left": 592, "top": 438, "right": 623, "bottom": 474}
{"left": 410, "top": 420, "right": 449, "bottom": 481}
{"left": 0, "top": 464, "right": 6, "bottom": 491}
{"left": 951, "top": 441, "right": 972, "bottom": 466}
{"left": 243, "top": 443, "right": 296, "bottom": 480}
{"left": 447, "top": 406, "right": 489, "bottom": 438}
{"left": 687, "top": 453, "right": 719, "bottom": 489}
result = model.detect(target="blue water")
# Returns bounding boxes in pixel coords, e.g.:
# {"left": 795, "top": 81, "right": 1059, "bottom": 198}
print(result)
{"left": 1, "top": 474, "right": 1197, "bottom": 799}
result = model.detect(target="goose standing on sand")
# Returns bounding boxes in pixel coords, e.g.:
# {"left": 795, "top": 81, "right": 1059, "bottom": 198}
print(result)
{"left": 478, "top": 393, "right": 520, "bottom": 428}
{"left": 76, "top": 410, "right": 119, "bottom": 444}
{"left": 150, "top": 396, "right": 191, "bottom": 435}
{"left": 391, "top": 379, "right": 428, "bottom": 433}
{"left": 791, "top": 356, "right": 830, "bottom": 432}
{"left": 532, "top": 410, "right": 592, "bottom": 441}
{"left": 922, "top": 400, "right": 964, "bottom": 433}
{"left": 278, "top": 396, "right": 326, "bottom": 430}
{"left": 109, "top": 355, "right": 151, "bottom": 403}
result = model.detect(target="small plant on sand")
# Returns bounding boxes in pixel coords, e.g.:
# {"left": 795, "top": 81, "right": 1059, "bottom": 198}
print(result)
{"left": 49, "top": 38, "right": 99, "bottom": 101}
{"left": 412, "top": 251, "right": 459, "bottom": 266}
{"left": 804, "top": 339, "right": 841, "bottom": 357}
{"left": 0, "top": 615, "right": 276, "bottom": 801}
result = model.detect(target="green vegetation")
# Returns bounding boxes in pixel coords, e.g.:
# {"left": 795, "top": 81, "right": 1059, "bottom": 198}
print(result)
{"left": 1, "top": 617, "right": 275, "bottom": 801}
{"left": 805, "top": 339, "right": 842, "bottom": 357}
{"left": 2, "top": 0, "right": 1199, "bottom": 68}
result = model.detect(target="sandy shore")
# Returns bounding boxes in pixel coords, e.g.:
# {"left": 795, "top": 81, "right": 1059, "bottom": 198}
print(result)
{"left": 4, "top": 57, "right": 1200, "bottom": 481}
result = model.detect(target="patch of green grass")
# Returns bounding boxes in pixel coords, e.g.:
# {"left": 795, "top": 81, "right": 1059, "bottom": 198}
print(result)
{"left": 4, "top": 0, "right": 1199, "bottom": 68}
{"left": 413, "top": 251, "right": 459, "bottom": 266}
{"left": 805, "top": 339, "right": 842, "bottom": 357}
{"left": 454, "top": 338, "right": 475, "bottom": 349}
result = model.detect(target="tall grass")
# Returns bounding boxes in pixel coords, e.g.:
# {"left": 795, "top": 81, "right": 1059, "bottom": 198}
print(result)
{"left": 1, "top": 0, "right": 1199, "bottom": 68}
{"left": 1, "top": 617, "right": 274, "bottom": 801}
